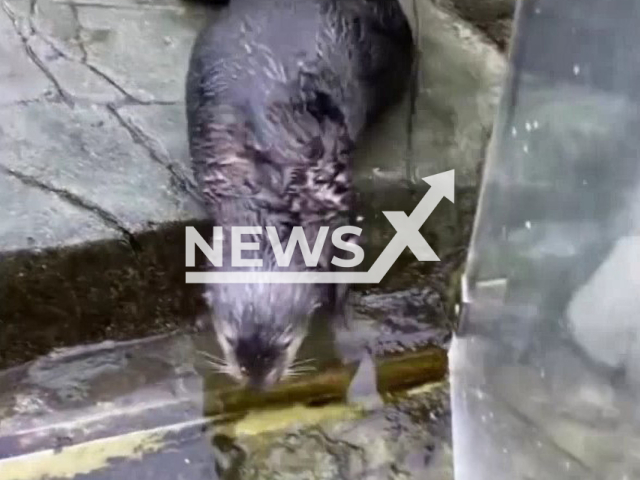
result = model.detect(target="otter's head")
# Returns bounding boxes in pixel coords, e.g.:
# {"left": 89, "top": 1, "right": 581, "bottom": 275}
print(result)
{"left": 204, "top": 282, "right": 323, "bottom": 390}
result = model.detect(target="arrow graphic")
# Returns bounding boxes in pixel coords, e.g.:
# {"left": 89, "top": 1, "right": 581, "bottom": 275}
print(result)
{"left": 366, "top": 169, "right": 454, "bottom": 283}
{"left": 186, "top": 169, "right": 455, "bottom": 284}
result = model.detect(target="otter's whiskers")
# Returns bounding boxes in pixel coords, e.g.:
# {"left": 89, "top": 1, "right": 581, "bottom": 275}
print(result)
{"left": 197, "top": 350, "right": 234, "bottom": 375}
{"left": 284, "top": 358, "right": 317, "bottom": 378}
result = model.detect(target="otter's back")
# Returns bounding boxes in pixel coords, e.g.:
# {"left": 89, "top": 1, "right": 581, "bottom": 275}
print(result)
{"left": 186, "top": 0, "right": 414, "bottom": 141}
{"left": 187, "top": 0, "right": 322, "bottom": 129}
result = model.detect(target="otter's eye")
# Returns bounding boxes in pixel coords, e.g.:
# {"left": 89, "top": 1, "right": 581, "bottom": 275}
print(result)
{"left": 282, "top": 338, "right": 292, "bottom": 349}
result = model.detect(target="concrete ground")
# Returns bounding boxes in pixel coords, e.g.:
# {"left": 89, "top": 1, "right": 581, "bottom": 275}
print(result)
{"left": 0, "top": 0, "right": 210, "bottom": 253}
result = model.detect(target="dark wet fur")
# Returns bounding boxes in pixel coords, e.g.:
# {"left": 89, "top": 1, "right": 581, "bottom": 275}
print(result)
{"left": 186, "top": 0, "right": 414, "bottom": 388}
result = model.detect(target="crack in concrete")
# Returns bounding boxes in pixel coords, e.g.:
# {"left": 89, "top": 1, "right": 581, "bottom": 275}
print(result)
{"left": 65, "top": 2, "right": 150, "bottom": 103}
{"left": 1, "top": 0, "right": 70, "bottom": 105}
{"left": 31, "top": 0, "right": 138, "bottom": 103}
{"left": 5, "top": 0, "right": 167, "bottom": 106}
{"left": 68, "top": 2, "right": 87, "bottom": 62}
{"left": 42, "top": 28, "right": 136, "bottom": 103}
{"left": 31, "top": 8, "right": 182, "bottom": 106}
{"left": 0, "top": 1, "right": 196, "bottom": 253}
{"left": 0, "top": 97, "right": 55, "bottom": 108}
{"left": 0, "top": 164, "right": 142, "bottom": 252}
{"left": 4, "top": 0, "right": 196, "bottom": 107}
{"left": 107, "top": 105, "right": 206, "bottom": 209}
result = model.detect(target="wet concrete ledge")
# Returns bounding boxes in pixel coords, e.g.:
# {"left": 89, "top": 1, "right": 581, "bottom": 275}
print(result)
{"left": 0, "top": 221, "right": 210, "bottom": 369}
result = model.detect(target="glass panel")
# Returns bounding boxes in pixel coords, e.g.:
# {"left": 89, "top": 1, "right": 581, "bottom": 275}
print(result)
{"left": 451, "top": 0, "right": 640, "bottom": 479}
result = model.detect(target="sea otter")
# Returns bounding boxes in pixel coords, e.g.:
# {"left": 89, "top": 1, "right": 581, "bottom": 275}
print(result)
{"left": 186, "top": 0, "right": 414, "bottom": 389}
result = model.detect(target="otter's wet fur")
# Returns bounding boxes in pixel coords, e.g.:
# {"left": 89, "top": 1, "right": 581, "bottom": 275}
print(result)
{"left": 186, "top": 0, "right": 414, "bottom": 389}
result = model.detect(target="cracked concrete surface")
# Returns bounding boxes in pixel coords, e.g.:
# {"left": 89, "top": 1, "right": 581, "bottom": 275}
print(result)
{"left": 76, "top": 5, "right": 207, "bottom": 102}
{"left": 0, "top": 0, "right": 210, "bottom": 253}
{"left": 0, "top": 102, "right": 201, "bottom": 238}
